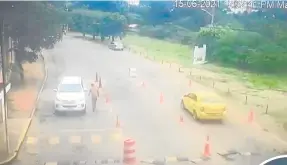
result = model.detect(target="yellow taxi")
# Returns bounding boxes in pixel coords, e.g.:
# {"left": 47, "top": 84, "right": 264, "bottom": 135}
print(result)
{"left": 181, "top": 92, "right": 226, "bottom": 121}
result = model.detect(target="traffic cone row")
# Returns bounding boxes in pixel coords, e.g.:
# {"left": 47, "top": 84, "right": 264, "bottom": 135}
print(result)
{"left": 93, "top": 74, "right": 256, "bottom": 161}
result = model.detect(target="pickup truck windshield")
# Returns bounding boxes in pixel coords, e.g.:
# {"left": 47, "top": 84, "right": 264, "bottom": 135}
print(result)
{"left": 58, "top": 84, "right": 82, "bottom": 92}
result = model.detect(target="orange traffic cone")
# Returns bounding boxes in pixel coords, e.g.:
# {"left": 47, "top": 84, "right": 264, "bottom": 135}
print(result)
{"left": 99, "top": 77, "right": 102, "bottom": 88}
{"left": 105, "top": 96, "right": 110, "bottom": 104}
{"left": 141, "top": 81, "right": 146, "bottom": 88}
{"left": 159, "top": 93, "right": 164, "bottom": 104}
{"left": 179, "top": 115, "right": 184, "bottom": 123}
{"left": 188, "top": 79, "right": 192, "bottom": 87}
{"left": 248, "top": 110, "right": 254, "bottom": 123}
{"left": 203, "top": 136, "right": 211, "bottom": 157}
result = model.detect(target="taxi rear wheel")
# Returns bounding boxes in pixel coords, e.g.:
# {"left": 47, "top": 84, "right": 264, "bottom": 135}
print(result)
{"left": 193, "top": 110, "right": 199, "bottom": 120}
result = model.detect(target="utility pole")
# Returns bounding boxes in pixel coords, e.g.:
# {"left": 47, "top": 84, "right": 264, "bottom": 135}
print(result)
{"left": 0, "top": 17, "right": 10, "bottom": 155}
{"left": 202, "top": 7, "right": 215, "bottom": 27}
{"left": 65, "top": 1, "right": 69, "bottom": 32}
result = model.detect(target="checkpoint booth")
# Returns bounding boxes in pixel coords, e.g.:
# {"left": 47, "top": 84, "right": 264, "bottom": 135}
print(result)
{"left": 129, "top": 68, "right": 137, "bottom": 78}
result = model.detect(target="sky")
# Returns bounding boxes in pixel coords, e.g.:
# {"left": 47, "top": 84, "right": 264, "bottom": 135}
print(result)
{"left": 126, "top": 0, "right": 140, "bottom": 5}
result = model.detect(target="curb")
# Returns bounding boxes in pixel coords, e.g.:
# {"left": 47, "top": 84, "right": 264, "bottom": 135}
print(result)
{"left": 217, "top": 150, "right": 261, "bottom": 161}
{"left": 95, "top": 158, "right": 121, "bottom": 164}
{"left": 0, "top": 54, "right": 48, "bottom": 165}
{"left": 141, "top": 156, "right": 210, "bottom": 165}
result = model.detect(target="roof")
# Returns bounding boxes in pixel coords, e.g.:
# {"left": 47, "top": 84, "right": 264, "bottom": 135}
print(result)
{"left": 60, "top": 76, "right": 82, "bottom": 84}
{"left": 192, "top": 91, "right": 219, "bottom": 98}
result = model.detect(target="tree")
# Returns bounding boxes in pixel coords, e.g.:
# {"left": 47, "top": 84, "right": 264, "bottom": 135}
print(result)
{"left": 68, "top": 1, "right": 287, "bottom": 74}
{"left": 69, "top": 9, "right": 127, "bottom": 41}
{"left": 0, "top": 2, "right": 66, "bottom": 80}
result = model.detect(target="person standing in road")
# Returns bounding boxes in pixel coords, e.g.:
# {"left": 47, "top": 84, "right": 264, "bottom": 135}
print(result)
{"left": 89, "top": 82, "right": 99, "bottom": 112}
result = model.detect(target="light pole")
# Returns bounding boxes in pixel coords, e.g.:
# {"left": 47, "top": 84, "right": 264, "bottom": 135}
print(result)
{"left": 201, "top": 8, "right": 215, "bottom": 27}
{"left": 0, "top": 17, "right": 10, "bottom": 155}
{"left": 65, "top": 1, "right": 69, "bottom": 32}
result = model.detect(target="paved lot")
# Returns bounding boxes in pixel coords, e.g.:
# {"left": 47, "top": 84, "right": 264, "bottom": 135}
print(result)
{"left": 12, "top": 34, "right": 281, "bottom": 165}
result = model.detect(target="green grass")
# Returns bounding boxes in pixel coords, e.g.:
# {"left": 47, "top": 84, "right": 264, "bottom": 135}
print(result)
{"left": 123, "top": 33, "right": 193, "bottom": 67}
{"left": 123, "top": 33, "right": 287, "bottom": 91}
{"left": 212, "top": 66, "right": 287, "bottom": 90}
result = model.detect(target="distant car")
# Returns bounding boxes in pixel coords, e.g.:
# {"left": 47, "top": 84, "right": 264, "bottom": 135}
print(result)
{"left": 181, "top": 92, "right": 226, "bottom": 121}
{"left": 53, "top": 76, "right": 88, "bottom": 114}
{"left": 109, "top": 42, "right": 124, "bottom": 51}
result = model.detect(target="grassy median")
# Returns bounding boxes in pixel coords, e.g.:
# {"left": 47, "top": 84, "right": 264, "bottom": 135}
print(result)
{"left": 123, "top": 34, "right": 193, "bottom": 67}
{"left": 123, "top": 33, "right": 287, "bottom": 90}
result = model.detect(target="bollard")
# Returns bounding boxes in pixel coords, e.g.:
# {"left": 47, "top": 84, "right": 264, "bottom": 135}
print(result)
{"left": 212, "top": 81, "right": 215, "bottom": 88}
{"left": 123, "top": 139, "right": 136, "bottom": 165}
{"left": 265, "top": 104, "right": 269, "bottom": 114}
{"left": 169, "top": 63, "right": 171, "bottom": 68}
{"left": 99, "top": 77, "right": 102, "bottom": 88}
{"left": 178, "top": 67, "right": 181, "bottom": 72}
{"left": 245, "top": 95, "right": 247, "bottom": 104}
{"left": 189, "top": 71, "right": 192, "bottom": 76}
{"left": 161, "top": 60, "right": 163, "bottom": 64}
{"left": 200, "top": 76, "right": 202, "bottom": 80}
{"left": 116, "top": 115, "right": 120, "bottom": 128}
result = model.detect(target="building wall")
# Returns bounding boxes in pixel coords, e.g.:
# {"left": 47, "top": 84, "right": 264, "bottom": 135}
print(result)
{"left": 193, "top": 44, "right": 207, "bottom": 65}
{"left": 0, "top": 36, "right": 15, "bottom": 84}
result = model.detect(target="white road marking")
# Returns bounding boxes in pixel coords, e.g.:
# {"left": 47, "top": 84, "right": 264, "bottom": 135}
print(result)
{"left": 26, "top": 137, "right": 37, "bottom": 144}
{"left": 44, "top": 162, "right": 57, "bottom": 165}
{"left": 91, "top": 135, "right": 102, "bottom": 144}
{"left": 49, "top": 137, "right": 60, "bottom": 145}
{"left": 69, "top": 136, "right": 81, "bottom": 144}
{"left": 60, "top": 128, "right": 121, "bottom": 132}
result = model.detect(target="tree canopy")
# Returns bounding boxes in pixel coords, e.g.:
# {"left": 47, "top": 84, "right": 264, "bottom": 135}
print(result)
{"left": 3, "top": 1, "right": 285, "bottom": 76}
{"left": 68, "top": 1, "right": 287, "bottom": 74}
{"left": 0, "top": 1, "right": 67, "bottom": 79}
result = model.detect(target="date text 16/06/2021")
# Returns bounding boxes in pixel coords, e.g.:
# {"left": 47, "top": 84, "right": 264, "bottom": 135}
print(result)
{"left": 174, "top": 0, "right": 287, "bottom": 9}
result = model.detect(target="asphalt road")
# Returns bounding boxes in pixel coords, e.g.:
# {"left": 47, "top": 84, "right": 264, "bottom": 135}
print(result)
{"left": 12, "top": 33, "right": 282, "bottom": 165}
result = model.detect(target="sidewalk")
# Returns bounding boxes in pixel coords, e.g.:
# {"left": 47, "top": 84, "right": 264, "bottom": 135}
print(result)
{"left": 0, "top": 57, "right": 46, "bottom": 163}
{"left": 0, "top": 119, "right": 31, "bottom": 162}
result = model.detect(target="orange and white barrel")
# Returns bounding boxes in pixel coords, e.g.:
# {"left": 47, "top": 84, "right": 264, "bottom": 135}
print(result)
{"left": 123, "top": 139, "right": 136, "bottom": 165}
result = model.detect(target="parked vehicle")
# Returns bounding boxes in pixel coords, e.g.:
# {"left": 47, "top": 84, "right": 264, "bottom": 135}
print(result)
{"left": 109, "top": 41, "right": 124, "bottom": 51}
{"left": 181, "top": 92, "right": 227, "bottom": 121}
{"left": 53, "top": 76, "right": 88, "bottom": 114}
